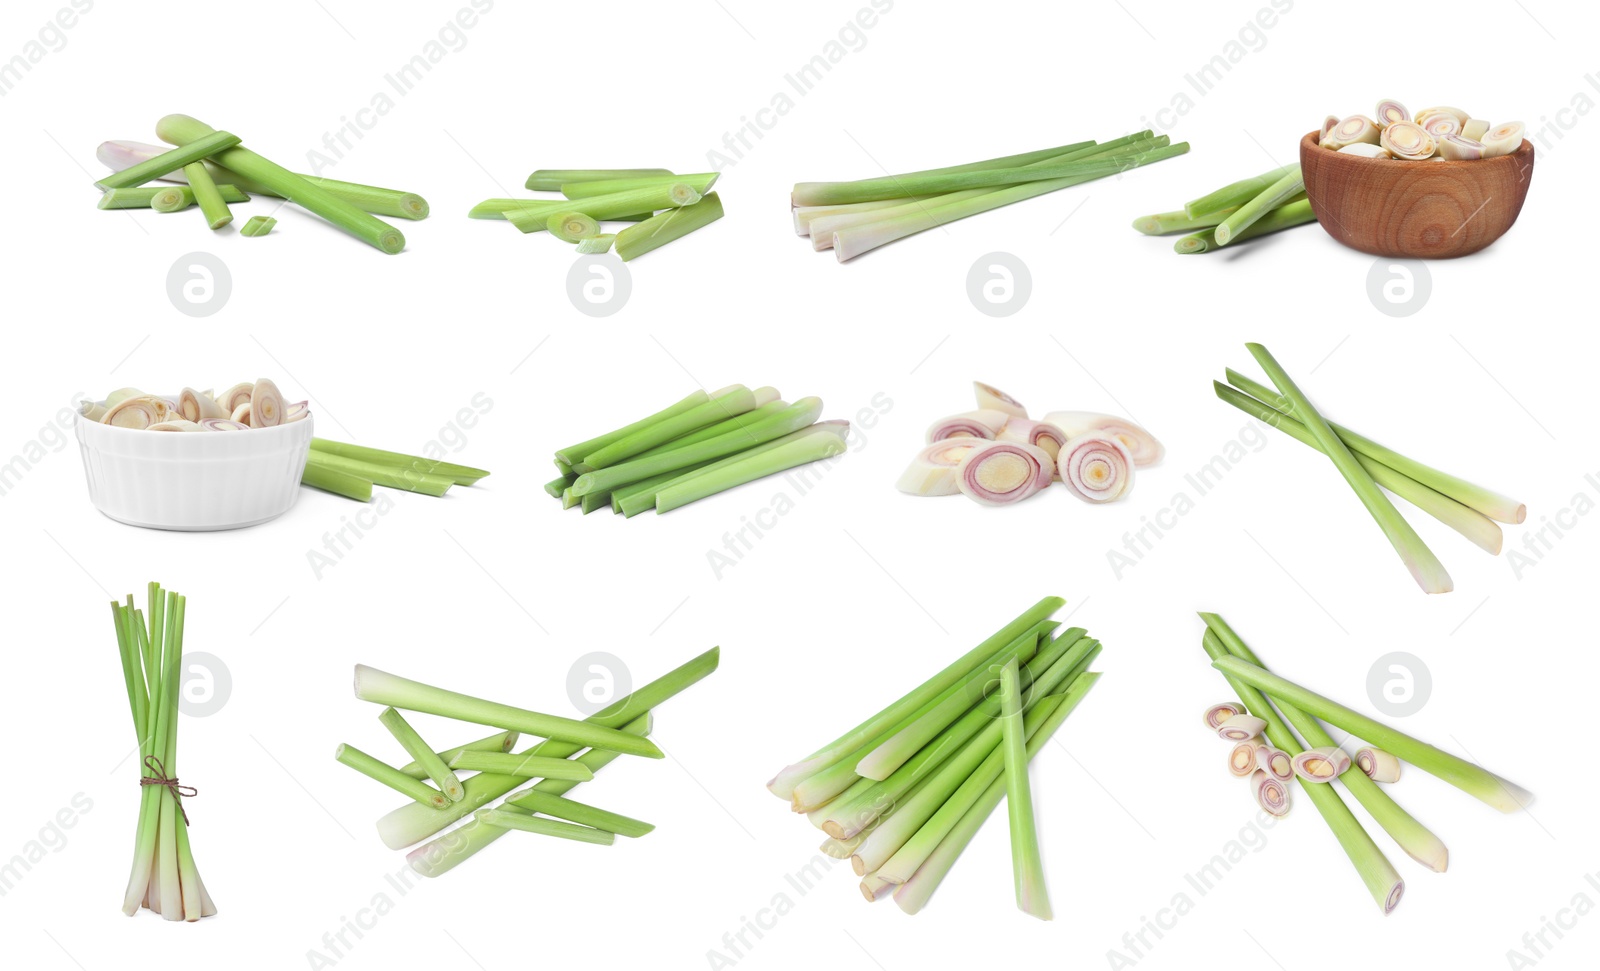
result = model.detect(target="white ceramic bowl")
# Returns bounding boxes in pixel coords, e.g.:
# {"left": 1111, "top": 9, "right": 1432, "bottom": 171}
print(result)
{"left": 75, "top": 400, "right": 314, "bottom": 530}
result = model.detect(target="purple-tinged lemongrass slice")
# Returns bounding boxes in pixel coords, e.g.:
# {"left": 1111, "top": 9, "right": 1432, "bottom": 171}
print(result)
{"left": 1421, "top": 114, "right": 1460, "bottom": 138}
{"left": 1414, "top": 105, "right": 1469, "bottom": 128}
{"left": 201, "top": 419, "right": 249, "bottom": 431}
{"left": 996, "top": 418, "right": 1068, "bottom": 462}
{"left": 954, "top": 440, "right": 1053, "bottom": 506}
{"left": 925, "top": 409, "right": 1009, "bottom": 443}
{"left": 1436, "top": 135, "right": 1484, "bottom": 161}
{"left": 230, "top": 402, "right": 252, "bottom": 426}
{"left": 218, "top": 382, "right": 254, "bottom": 413}
{"left": 1339, "top": 143, "right": 1392, "bottom": 159}
{"left": 1321, "top": 114, "right": 1340, "bottom": 139}
{"left": 1253, "top": 769, "right": 1291, "bottom": 817}
{"left": 1380, "top": 122, "right": 1436, "bottom": 161}
{"left": 178, "top": 387, "right": 228, "bottom": 422}
{"left": 1462, "top": 118, "right": 1490, "bottom": 141}
{"left": 103, "top": 395, "right": 172, "bottom": 429}
{"left": 1228, "top": 741, "right": 1259, "bottom": 777}
{"left": 1058, "top": 434, "right": 1135, "bottom": 504}
{"left": 1374, "top": 98, "right": 1410, "bottom": 128}
{"left": 1215, "top": 713, "right": 1267, "bottom": 741}
{"left": 250, "top": 378, "right": 284, "bottom": 427}
{"left": 973, "top": 381, "right": 1027, "bottom": 418}
{"left": 1203, "top": 702, "right": 1248, "bottom": 731}
{"left": 1256, "top": 745, "right": 1294, "bottom": 782}
{"left": 1481, "top": 122, "right": 1525, "bottom": 158}
{"left": 896, "top": 437, "right": 988, "bottom": 496}
{"left": 1356, "top": 747, "right": 1402, "bottom": 783}
{"left": 79, "top": 400, "right": 108, "bottom": 421}
{"left": 1042, "top": 411, "right": 1164, "bottom": 466}
{"left": 1324, "top": 115, "right": 1380, "bottom": 150}
{"left": 1292, "top": 746, "right": 1352, "bottom": 783}
{"left": 284, "top": 400, "right": 311, "bottom": 423}
{"left": 148, "top": 419, "right": 206, "bottom": 432}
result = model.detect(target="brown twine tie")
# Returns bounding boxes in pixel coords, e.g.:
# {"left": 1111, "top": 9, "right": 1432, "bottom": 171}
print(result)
{"left": 140, "top": 756, "right": 198, "bottom": 825}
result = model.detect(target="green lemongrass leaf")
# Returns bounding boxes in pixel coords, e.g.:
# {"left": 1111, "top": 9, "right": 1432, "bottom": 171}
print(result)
{"left": 336, "top": 742, "right": 448, "bottom": 809}
{"left": 95, "top": 130, "right": 241, "bottom": 190}
{"left": 99, "top": 185, "right": 248, "bottom": 210}
{"left": 999, "top": 657, "right": 1051, "bottom": 919}
{"left": 654, "top": 424, "right": 848, "bottom": 514}
{"left": 311, "top": 438, "right": 489, "bottom": 485}
{"left": 1214, "top": 169, "right": 1304, "bottom": 246}
{"left": 615, "top": 193, "right": 725, "bottom": 261}
{"left": 1174, "top": 198, "right": 1315, "bottom": 253}
{"left": 1184, "top": 164, "right": 1299, "bottom": 218}
{"left": 399, "top": 730, "right": 518, "bottom": 779}
{"left": 306, "top": 451, "right": 452, "bottom": 497}
{"left": 562, "top": 172, "right": 719, "bottom": 199}
{"left": 554, "top": 389, "right": 711, "bottom": 467}
{"left": 239, "top": 215, "right": 277, "bottom": 237}
{"left": 475, "top": 808, "right": 614, "bottom": 846}
{"left": 378, "top": 707, "right": 464, "bottom": 802}
{"left": 503, "top": 184, "right": 700, "bottom": 232}
{"left": 526, "top": 168, "right": 673, "bottom": 191}
{"left": 505, "top": 790, "right": 655, "bottom": 838}
{"left": 1132, "top": 207, "right": 1236, "bottom": 235}
{"left": 446, "top": 750, "right": 595, "bottom": 781}
{"left": 181, "top": 161, "right": 232, "bottom": 230}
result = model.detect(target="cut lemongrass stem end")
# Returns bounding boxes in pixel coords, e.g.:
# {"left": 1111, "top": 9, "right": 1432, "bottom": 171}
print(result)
{"left": 1257, "top": 746, "right": 1294, "bottom": 782}
{"left": 335, "top": 743, "right": 448, "bottom": 809}
{"left": 446, "top": 750, "right": 595, "bottom": 782}
{"left": 474, "top": 808, "right": 614, "bottom": 846}
{"left": 1228, "top": 741, "right": 1259, "bottom": 777}
{"left": 1204, "top": 702, "right": 1248, "bottom": 730}
{"left": 1132, "top": 208, "right": 1235, "bottom": 235}
{"left": 377, "top": 707, "right": 464, "bottom": 802}
{"left": 1293, "top": 746, "right": 1353, "bottom": 783}
{"left": 1213, "top": 168, "right": 1304, "bottom": 246}
{"left": 1184, "top": 164, "right": 1299, "bottom": 218}
{"left": 505, "top": 790, "right": 654, "bottom": 837}
{"left": 547, "top": 211, "right": 601, "bottom": 242}
{"left": 1173, "top": 198, "right": 1316, "bottom": 254}
{"left": 1216, "top": 713, "right": 1266, "bottom": 740}
{"left": 615, "top": 192, "right": 725, "bottom": 261}
{"left": 239, "top": 215, "right": 276, "bottom": 237}
{"left": 1358, "top": 748, "right": 1403, "bottom": 784}
{"left": 399, "top": 730, "right": 518, "bottom": 779}
{"left": 181, "top": 161, "right": 232, "bottom": 230}
{"left": 1254, "top": 769, "right": 1291, "bottom": 817}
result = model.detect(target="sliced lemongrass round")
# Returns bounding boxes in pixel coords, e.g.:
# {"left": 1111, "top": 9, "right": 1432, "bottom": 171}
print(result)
{"left": 250, "top": 378, "right": 284, "bottom": 427}
{"left": 896, "top": 437, "right": 987, "bottom": 496}
{"left": 148, "top": 419, "right": 206, "bottom": 432}
{"left": 1293, "top": 746, "right": 1352, "bottom": 783}
{"left": 1415, "top": 105, "right": 1469, "bottom": 128}
{"left": 149, "top": 186, "right": 194, "bottom": 212}
{"left": 1380, "top": 122, "right": 1436, "bottom": 161}
{"left": 284, "top": 401, "right": 310, "bottom": 423}
{"left": 1374, "top": 98, "right": 1410, "bottom": 128}
{"left": 103, "top": 395, "right": 172, "bottom": 429}
{"left": 1462, "top": 118, "right": 1491, "bottom": 140}
{"left": 1253, "top": 768, "right": 1291, "bottom": 817}
{"left": 1436, "top": 135, "right": 1484, "bottom": 161}
{"left": 178, "top": 387, "right": 227, "bottom": 422}
{"left": 996, "top": 418, "right": 1067, "bottom": 462}
{"left": 229, "top": 402, "right": 252, "bottom": 426}
{"left": 955, "top": 440, "right": 1053, "bottom": 506}
{"left": 1228, "top": 740, "right": 1259, "bottom": 777}
{"left": 1481, "top": 122, "right": 1525, "bottom": 158}
{"left": 1421, "top": 115, "right": 1460, "bottom": 138}
{"left": 1339, "top": 143, "right": 1393, "bottom": 159}
{"left": 79, "top": 400, "right": 108, "bottom": 421}
{"left": 547, "top": 210, "right": 601, "bottom": 242}
{"left": 973, "top": 381, "right": 1026, "bottom": 418}
{"left": 1256, "top": 745, "right": 1294, "bottom": 782}
{"left": 1057, "top": 433, "right": 1135, "bottom": 503}
{"left": 1325, "top": 115, "right": 1379, "bottom": 150}
{"left": 925, "top": 409, "right": 1009, "bottom": 443}
{"left": 218, "top": 383, "right": 253, "bottom": 412}
{"left": 1216, "top": 713, "right": 1267, "bottom": 741}
{"left": 201, "top": 418, "right": 248, "bottom": 431}
{"left": 1041, "top": 411, "right": 1164, "bottom": 466}
{"left": 1356, "top": 747, "right": 1402, "bottom": 783}
{"left": 1204, "top": 702, "right": 1248, "bottom": 731}
{"left": 1321, "top": 114, "right": 1340, "bottom": 139}
{"left": 105, "top": 387, "right": 145, "bottom": 408}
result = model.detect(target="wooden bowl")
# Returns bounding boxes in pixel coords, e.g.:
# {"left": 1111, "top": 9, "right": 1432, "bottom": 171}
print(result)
{"left": 1299, "top": 130, "right": 1533, "bottom": 258}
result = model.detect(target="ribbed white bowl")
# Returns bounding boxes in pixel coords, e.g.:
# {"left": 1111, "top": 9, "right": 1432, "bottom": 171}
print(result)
{"left": 75, "top": 403, "right": 313, "bottom": 531}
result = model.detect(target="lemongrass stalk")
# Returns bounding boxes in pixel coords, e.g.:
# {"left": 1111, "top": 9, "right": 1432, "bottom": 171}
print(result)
{"left": 1203, "top": 702, "right": 1247, "bottom": 730}
{"left": 1245, "top": 343, "right": 1452, "bottom": 593}
{"left": 793, "top": 148, "right": 1172, "bottom": 206}
{"left": 1211, "top": 655, "right": 1531, "bottom": 814}
{"left": 548, "top": 211, "right": 601, "bottom": 242}
{"left": 447, "top": 750, "right": 596, "bottom": 781}
{"left": 1132, "top": 208, "right": 1236, "bottom": 235}
{"left": 301, "top": 460, "right": 373, "bottom": 501}
{"left": 118, "top": 600, "right": 163, "bottom": 915}
{"left": 526, "top": 167, "right": 673, "bottom": 191}
{"left": 794, "top": 198, "right": 933, "bottom": 235}
{"left": 336, "top": 743, "right": 448, "bottom": 808}
{"left": 475, "top": 808, "right": 614, "bottom": 845}
{"left": 154, "top": 115, "right": 404, "bottom": 254}
{"left": 1213, "top": 169, "right": 1304, "bottom": 246}
{"left": 580, "top": 491, "right": 610, "bottom": 514}
{"left": 615, "top": 192, "right": 725, "bottom": 261}
{"left": 1174, "top": 198, "right": 1315, "bottom": 253}
{"left": 378, "top": 707, "right": 464, "bottom": 802}
{"left": 1223, "top": 368, "right": 1525, "bottom": 525}
{"left": 1196, "top": 627, "right": 1404, "bottom": 913}
{"left": 239, "top": 215, "right": 276, "bottom": 236}
{"left": 999, "top": 657, "right": 1051, "bottom": 918}
{"left": 861, "top": 873, "right": 895, "bottom": 901}
{"left": 892, "top": 673, "right": 1100, "bottom": 914}
{"left": 95, "top": 131, "right": 241, "bottom": 190}
{"left": 834, "top": 144, "right": 1189, "bottom": 261}
{"left": 654, "top": 426, "right": 847, "bottom": 514}
{"left": 1184, "top": 165, "right": 1299, "bottom": 218}
{"left": 503, "top": 184, "right": 700, "bottom": 232}
{"left": 582, "top": 386, "right": 758, "bottom": 469}
{"left": 306, "top": 451, "right": 453, "bottom": 497}
{"left": 353, "top": 665, "right": 663, "bottom": 758}
{"left": 861, "top": 140, "right": 1098, "bottom": 183}
{"left": 505, "top": 790, "right": 654, "bottom": 837}
{"left": 576, "top": 234, "right": 616, "bottom": 254}
{"left": 563, "top": 172, "right": 719, "bottom": 198}
{"left": 634, "top": 393, "right": 785, "bottom": 455}
{"left": 561, "top": 487, "right": 582, "bottom": 510}
{"left": 821, "top": 837, "right": 857, "bottom": 860}
{"left": 182, "top": 161, "right": 232, "bottom": 230}
{"left": 1213, "top": 381, "right": 1502, "bottom": 553}
{"left": 555, "top": 389, "right": 712, "bottom": 468}
{"left": 382, "top": 649, "right": 717, "bottom": 852}
{"left": 400, "top": 731, "right": 518, "bottom": 779}
{"left": 615, "top": 462, "right": 717, "bottom": 517}
{"left": 1358, "top": 749, "right": 1403, "bottom": 784}
{"left": 154, "top": 591, "right": 187, "bottom": 920}
{"left": 469, "top": 198, "right": 557, "bottom": 219}
{"left": 309, "top": 439, "right": 489, "bottom": 485}
{"left": 99, "top": 185, "right": 248, "bottom": 209}
{"left": 768, "top": 596, "right": 1066, "bottom": 800}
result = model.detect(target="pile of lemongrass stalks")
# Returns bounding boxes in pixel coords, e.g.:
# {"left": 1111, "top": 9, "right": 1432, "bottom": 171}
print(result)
{"left": 1132, "top": 164, "right": 1316, "bottom": 254}
{"left": 111, "top": 582, "right": 218, "bottom": 920}
{"left": 794, "top": 132, "right": 1190, "bottom": 262}
{"left": 1197, "top": 612, "right": 1531, "bottom": 915}
{"left": 96, "top": 118, "right": 426, "bottom": 253}
{"left": 470, "top": 168, "right": 723, "bottom": 260}
{"left": 81, "top": 380, "right": 307, "bottom": 432}
{"left": 1215, "top": 343, "right": 1526, "bottom": 594}
{"left": 1317, "top": 101, "right": 1525, "bottom": 162}
{"left": 547, "top": 385, "right": 848, "bottom": 517}
{"left": 898, "top": 381, "right": 1161, "bottom": 506}
{"left": 301, "top": 439, "right": 490, "bottom": 503}
{"left": 768, "top": 597, "right": 1104, "bottom": 918}
{"left": 338, "top": 648, "right": 719, "bottom": 876}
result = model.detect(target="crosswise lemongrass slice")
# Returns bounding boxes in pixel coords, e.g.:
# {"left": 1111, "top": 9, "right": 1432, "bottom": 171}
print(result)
{"left": 1436, "top": 135, "right": 1484, "bottom": 161}
{"left": 104, "top": 396, "right": 172, "bottom": 429}
{"left": 1325, "top": 115, "right": 1380, "bottom": 150}
{"left": 1254, "top": 769, "right": 1291, "bottom": 817}
{"left": 250, "top": 378, "right": 284, "bottom": 427}
{"left": 1322, "top": 114, "right": 1341, "bottom": 138}
{"left": 1294, "top": 746, "right": 1352, "bottom": 782}
{"left": 1421, "top": 115, "right": 1460, "bottom": 138}
{"left": 218, "top": 382, "right": 253, "bottom": 413}
{"left": 1339, "top": 143, "right": 1392, "bottom": 159}
{"left": 178, "top": 388, "right": 227, "bottom": 422}
{"left": 956, "top": 441, "right": 1053, "bottom": 506}
{"left": 926, "top": 410, "right": 1010, "bottom": 443}
{"left": 1057, "top": 434, "right": 1135, "bottom": 503}
{"left": 1462, "top": 118, "right": 1491, "bottom": 141}
{"left": 547, "top": 211, "right": 601, "bottom": 242}
{"left": 201, "top": 419, "right": 248, "bottom": 431}
{"left": 1380, "top": 122, "right": 1436, "bottom": 161}
{"left": 1481, "top": 122, "right": 1526, "bottom": 158}
{"left": 1374, "top": 99, "right": 1410, "bottom": 128}
{"left": 997, "top": 418, "right": 1067, "bottom": 462}
{"left": 1216, "top": 713, "right": 1267, "bottom": 741}
{"left": 897, "top": 437, "right": 988, "bottom": 496}
{"left": 973, "top": 381, "right": 1027, "bottom": 418}
{"left": 1257, "top": 745, "right": 1294, "bottom": 782}
{"left": 1041, "top": 411, "right": 1164, "bottom": 466}
{"left": 284, "top": 401, "right": 310, "bottom": 423}
{"left": 1204, "top": 702, "right": 1248, "bottom": 730}
{"left": 1228, "top": 741, "right": 1259, "bottom": 777}
{"left": 1357, "top": 747, "right": 1402, "bottom": 783}
{"left": 148, "top": 419, "right": 206, "bottom": 432}
{"left": 1415, "top": 106, "right": 1470, "bottom": 128}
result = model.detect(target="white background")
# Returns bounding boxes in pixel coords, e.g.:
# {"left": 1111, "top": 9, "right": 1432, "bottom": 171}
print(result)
{"left": 1, "top": 1, "right": 1595, "bottom": 968}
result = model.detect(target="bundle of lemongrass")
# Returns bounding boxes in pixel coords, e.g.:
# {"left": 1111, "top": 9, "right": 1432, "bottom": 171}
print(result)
{"left": 96, "top": 117, "right": 427, "bottom": 253}
{"left": 1318, "top": 101, "right": 1524, "bottom": 162}
{"left": 112, "top": 582, "right": 217, "bottom": 920}
{"left": 768, "top": 597, "right": 1103, "bottom": 918}
{"left": 83, "top": 380, "right": 307, "bottom": 432}
{"left": 898, "top": 381, "right": 1162, "bottom": 506}
{"left": 301, "top": 439, "right": 490, "bottom": 503}
{"left": 1132, "top": 164, "right": 1316, "bottom": 254}
{"left": 469, "top": 168, "right": 723, "bottom": 260}
{"left": 338, "top": 648, "right": 719, "bottom": 876}
{"left": 1197, "top": 612, "right": 1530, "bottom": 915}
{"left": 794, "top": 132, "right": 1190, "bottom": 261}
{"left": 1216, "top": 342, "right": 1526, "bottom": 594}
{"left": 547, "top": 385, "right": 848, "bottom": 517}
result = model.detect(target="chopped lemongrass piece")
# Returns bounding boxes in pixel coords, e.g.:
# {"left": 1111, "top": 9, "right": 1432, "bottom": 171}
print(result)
{"left": 99, "top": 184, "right": 248, "bottom": 209}
{"left": 1254, "top": 769, "right": 1291, "bottom": 817}
{"left": 398, "top": 730, "right": 518, "bottom": 779}
{"left": 1323, "top": 115, "right": 1380, "bottom": 151}
{"left": 576, "top": 234, "right": 616, "bottom": 254}
{"left": 95, "top": 130, "right": 241, "bottom": 190}
{"left": 181, "top": 161, "right": 232, "bottom": 230}
{"left": 562, "top": 172, "right": 718, "bottom": 198}
{"left": 474, "top": 808, "right": 614, "bottom": 846}
{"left": 615, "top": 192, "right": 725, "bottom": 261}
{"left": 1172, "top": 197, "right": 1317, "bottom": 253}
{"left": 996, "top": 419, "right": 1067, "bottom": 463}
{"left": 1374, "top": 99, "right": 1410, "bottom": 128}
{"left": 1357, "top": 748, "right": 1403, "bottom": 783}
{"left": 582, "top": 386, "right": 758, "bottom": 468}
{"left": 154, "top": 114, "right": 405, "bottom": 254}
{"left": 1057, "top": 434, "right": 1135, "bottom": 503}
{"left": 547, "top": 211, "right": 601, "bottom": 242}
{"left": 1228, "top": 741, "right": 1259, "bottom": 777}
{"left": 335, "top": 742, "right": 448, "bottom": 809}
{"left": 1337, "top": 143, "right": 1392, "bottom": 159}
{"left": 1203, "top": 702, "right": 1248, "bottom": 730}
{"left": 1183, "top": 165, "right": 1299, "bottom": 218}
{"left": 1462, "top": 118, "right": 1491, "bottom": 141}
{"left": 654, "top": 424, "right": 848, "bottom": 514}
{"left": 378, "top": 707, "right": 464, "bottom": 802}
{"left": 956, "top": 441, "right": 1054, "bottom": 506}
{"left": 1244, "top": 343, "right": 1453, "bottom": 593}
{"left": 309, "top": 439, "right": 488, "bottom": 485}
{"left": 1216, "top": 713, "right": 1267, "bottom": 741}
{"left": 1257, "top": 745, "right": 1294, "bottom": 782}
{"left": 1422, "top": 115, "right": 1460, "bottom": 138}
{"left": 446, "top": 750, "right": 596, "bottom": 781}
{"left": 1039, "top": 411, "right": 1164, "bottom": 467}
{"left": 1132, "top": 208, "right": 1235, "bottom": 235}
{"left": 973, "top": 381, "right": 1028, "bottom": 418}
{"left": 861, "top": 873, "right": 895, "bottom": 901}
{"left": 352, "top": 664, "right": 665, "bottom": 759}
{"left": 1214, "top": 168, "right": 1304, "bottom": 246}
{"left": 201, "top": 418, "right": 248, "bottom": 432}
{"left": 304, "top": 452, "right": 453, "bottom": 497}
{"left": 1436, "top": 135, "right": 1485, "bottom": 161}
{"left": 503, "top": 184, "right": 701, "bottom": 232}
{"left": 1322, "top": 114, "right": 1341, "bottom": 138}
{"left": 505, "top": 790, "right": 654, "bottom": 837}
{"left": 927, "top": 409, "right": 1011, "bottom": 442}
{"left": 555, "top": 389, "right": 711, "bottom": 467}
{"left": 794, "top": 198, "right": 931, "bottom": 235}
{"left": 302, "top": 460, "right": 372, "bottom": 501}
{"left": 1379, "top": 121, "right": 1436, "bottom": 161}
{"left": 998, "top": 657, "right": 1051, "bottom": 919}
{"left": 148, "top": 419, "right": 206, "bottom": 432}
{"left": 896, "top": 437, "right": 987, "bottom": 497}
{"left": 1415, "top": 105, "right": 1469, "bottom": 127}
{"left": 525, "top": 167, "right": 673, "bottom": 191}
{"left": 239, "top": 215, "right": 276, "bottom": 237}
{"left": 1294, "top": 746, "right": 1353, "bottom": 783}
{"left": 178, "top": 389, "right": 224, "bottom": 424}
{"left": 1481, "top": 122, "right": 1526, "bottom": 158}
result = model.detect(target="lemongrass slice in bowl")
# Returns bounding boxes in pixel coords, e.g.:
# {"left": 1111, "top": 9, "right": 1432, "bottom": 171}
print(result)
{"left": 1228, "top": 741, "right": 1259, "bottom": 777}
{"left": 1356, "top": 747, "right": 1402, "bottom": 783}
{"left": 1253, "top": 769, "right": 1291, "bottom": 817}
{"left": 284, "top": 401, "right": 310, "bottom": 423}
{"left": 1421, "top": 115, "right": 1460, "bottom": 138}
{"left": 1374, "top": 99, "right": 1410, "bottom": 128}
{"left": 1256, "top": 745, "right": 1294, "bottom": 782}
{"left": 1324, "top": 115, "right": 1379, "bottom": 150}
{"left": 229, "top": 402, "right": 253, "bottom": 426}
{"left": 250, "top": 378, "right": 284, "bottom": 427}
{"left": 996, "top": 418, "right": 1067, "bottom": 463}
{"left": 1481, "top": 122, "right": 1526, "bottom": 158}
{"left": 148, "top": 419, "right": 207, "bottom": 432}
{"left": 896, "top": 437, "right": 988, "bottom": 496}
{"left": 1057, "top": 434, "right": 1135, "bottom": 503}
{"left": 1462, "top": 118, "right": 1490, "bottom": 140}
{"left": 1321, "top": 114, "right": 1340, "bottom": 139}
{"left": 105, "top": 387, "right": 145, "bottom": 408}
{"left": 179, "top": 387, "right": 227, "bottom": 422}
{"left": 925, "top": 409, "right": 1010, "bottom": 443}
{"left": 1380, "top": 122, "right": 1436, "bottom": 161}
{"left": 1203, "top": 702, "right": 1248, "bottom": 731}
{"left": 103, "top": 395, "right": 172, "bottom": 429}
{"left": 1339, "top": 143, "right": 1393, "bottom": 159}
{"left": 218, "top": 382, "right": 254, "bottom": 413}
{"left": 1415, "top": 106, "right": 1469, "bottom": 128}
{"left": 1041, "top": 411, "right": 1163, "bottom": 466}
{"left": 955, "top": 441, "right": 1054, "bottom": 506}
{"left": 201, "top": 419, "right": 249, "bottom": 431}
{"left": 973, "top": 381, "right": 1027, "bottom": 418}
{"left": 1436, "top": 135, "right": 1485, "bottom": 161}
{"left": 1293, "top": 746, "right": 1352, "bottom": 783}
{"left": 1216, "top": 713, "right": 1266, "bottom": 741}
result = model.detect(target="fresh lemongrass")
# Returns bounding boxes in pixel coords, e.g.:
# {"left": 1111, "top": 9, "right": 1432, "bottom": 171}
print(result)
{"left": 526, "top": 168, "right": 673, "bottom": 191}
{"left": 505, "top": 790, "right": 654, "bottom": 838}
{"left": 1203, "top": 702, "right": 1248, "bottom": 730}
{"left": 1415, "top": 106, "right": 1469, "bottom": 127}
{"left": 563, "top": 172, "right": 718, "bottom": 198}
{"left": 998, "top": 657, "right": 1051, "bottom": 919}
{"left": 1255, "top": 745, "right": 1292, "bottom": 782}
{"left": 95, "top": 131, "right": 241, "bottom": 190}
{"left": 99, "top": 184, "right": 249, "bottom": 209}
{"left": 655, "top": 424, "right": 848, "bottom": 514}
{"left": 996, "top": 418, "right": 1067, "bottom": 462}
{"left": 1337, "top": 144, "right": 1392, "bottom": 159}
{"left": 155, "top": 114, "right": 405, "bottom": 254}
{"left": 1422, "top": 115, "right": 1461, "bottom": 138}
{"left": 377, "top": 707, "right": 464, "bottom": 802}
{"left": 556, "top": 388, "right": 710, "bottom": 468}
{"left": 398, "top": 731, "right": 517, "bottom": 779}
{"left": 336, "top": 743, "right": 448, "bottom": 809}
{"left": 176, "top": 388, "right": 226, "bottom": 422}
{"left": 148, "top": 420, "right": 206, "bottom": 432}
{"left": 1057, "top": 434, "right": 1135, "bottom": 503}
{"left": 474, "top": 808, "right": 614, "bottom": 846}
{"left": 1358, "top": 748, "right": 1403, "bottom": 784}
{"left": 1462, "top": 118, "right": 1491, "bottom": 140}
{"left": 1375, "top": 99, "right": 1410, "bottom": 128}
{"left": 201, "top": 418, "right": 248, "bottom": 432}
{"left": 1254, "top": 769, "right": 1291, "bottom": 817}
{"left": 861, "top": 873, "right": 895, "bottom": 901}
{"left": 310, "top": 439, "right": 489, "bottom": 485}
{"left": 1380, "top": 121, "right": 1436, "bottom": 161}
{"left": 447, "top": 750, "right": 596, "bottom": 781}
{"left": 1482, "top": 122, "right": 1526, "bottom": 158}
{"left": 926, "top": 409, "right": 1011, "bottom": 442}
{"left": 1245, "top": 343, "right": 1453, "bottom": 593}
{"left": 956, "top": 441, "right": 1054, "bottom": 506}
{"left": 794, "top": 147, "right": 1166, "bottom": 206}
{"left": 250, "top": 378, "right": 284, "bottom": 427}
{"left": 1213, "top": 381, "right": 1502, "bottom": 553}
{"left": 1294, "top": 746, "right": 1353, "bottom": 783}
{"left": 305, "top": 452, "right": 453, "bottom": 497}
{"left": 1039, "top": 411, "right": 1164, "bottom": 467}
{"left": 1216, "top": 713, "right": 1267, "bottom": 741}
{"left": 503, "top": 184, "right": 700, "bottom": 232}
{"left": 615, "top": 193, "right": 725, "bottom": 261}
{"left": 547, "top": 211, "right": 601, "bottom": 242}
{"left": 1322, "top": 115, "right": 1341, "bottom": 138}
{"left": 1212, "top": 656, "right": 1531, "bottom": 813}
{"left": 352, "top": 665, "right": 663, "bottom": 759}
{"left": 614, "top": 462, "right": 719, "bottom": 518}
{"left": 181, "top": 161, "right": 232, "bottom": 230}
{"left": 1228, "top": 741, "right": 1259, "bottom": 777}
{"left": 1437, "top": 135, "right": 1485, "bottom": 161}
{"left": 1323, "top": 115, "right": 1380, "bottom": 151}
{"left": 1184, "top": 165, "right": 1299, "bottom": 218}
{"left": 103, "top": 395, "right": 173, "bottom": 429}
{"left": 896, "top": 437, "right": 987, "bottom": 497}
{"left": 239, "top": 215, "right": 276, "bottom": 236}
{"left": 1173, "top": 198, "right": 1316, "bottom": 253}
{"left": 1132, "top": 208, "right": 1235, "bottom": 235}
{"left": 974, "top": 381, "right": 1028, "bottom": 417}
{"left": 581, "top": 386, "right": 758, "bottom": 468}
{"left": 1213, "top": 167, "right": 1304, "bottom": 246}
{"left": 576, "top": 234, "right": 616, "bottom": 254}
{"left": 794, "top": 198, "right": 931, "bottom": 235}
{"left": 301, "top": 463, "right": 373, "bottom": 501}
